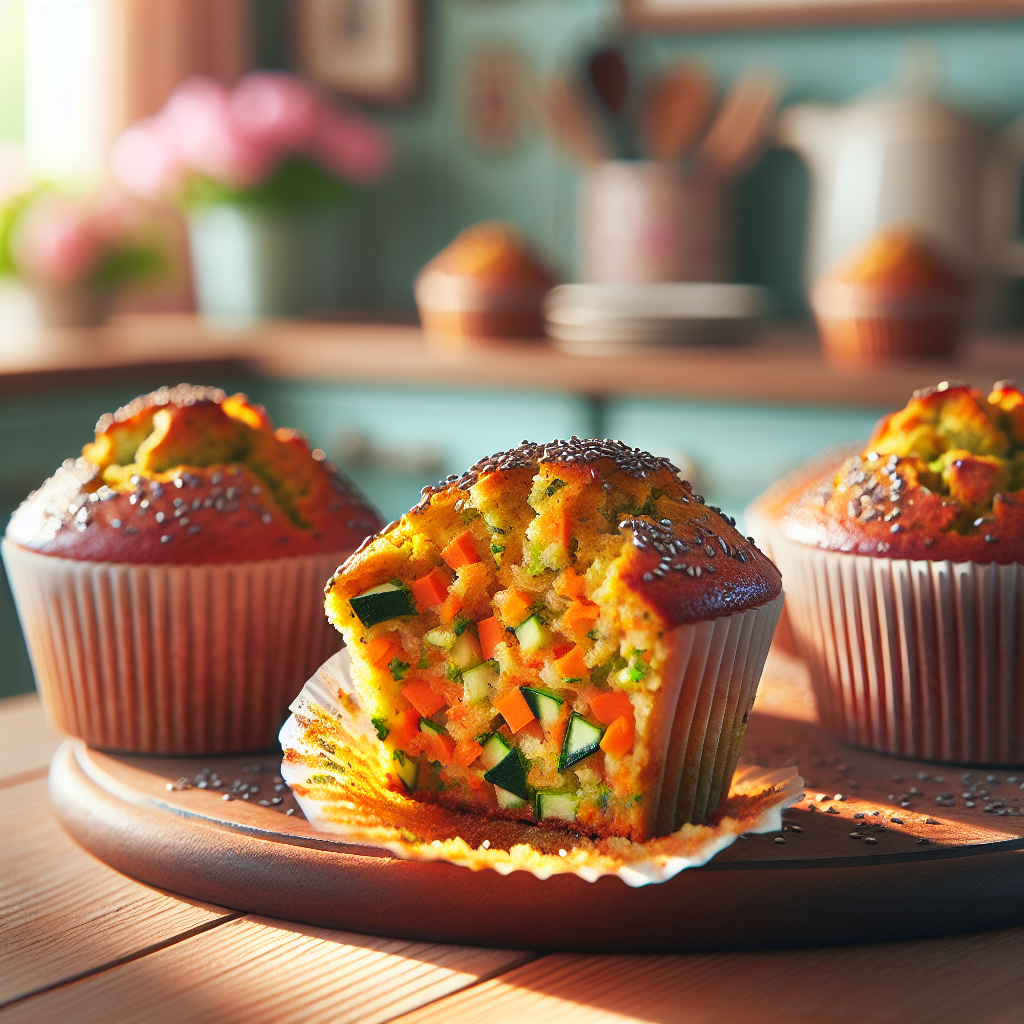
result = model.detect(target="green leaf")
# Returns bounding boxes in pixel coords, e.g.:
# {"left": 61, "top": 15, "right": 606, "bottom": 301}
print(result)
{"left": 389, "top": 657, "right": 411, "bottom": 682}
{"left": 371, "top": 716, "right": 390, "bottom": 741}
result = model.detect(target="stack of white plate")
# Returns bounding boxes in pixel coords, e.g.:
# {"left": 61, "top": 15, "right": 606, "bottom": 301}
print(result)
{"left": 545, "top": 282, "right": 770, "bottom": 355}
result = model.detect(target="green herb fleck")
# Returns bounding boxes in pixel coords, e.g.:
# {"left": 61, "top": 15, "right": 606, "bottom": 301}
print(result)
{"left": 453, "top": 614, "right": 471, "bottom": 637}
{"left": 446, "top": 663, "right": 463, "bottom": 682}
{"left": 544, "top": 479, "right": 566, "bottom": 497}
{"left": 418, "top": 648, "right": 430, "bottom": 670}
{"left": 586, "top": 628, "right": 600, "bottom": 641}
{"left": 389, "top": 657, "right": 411, "bottom": 681}
{"left": 490, "top": 543, "right": 505, "bottom": 555}
{"left": 371, "top": 717, "right": 390, "bottom": 741}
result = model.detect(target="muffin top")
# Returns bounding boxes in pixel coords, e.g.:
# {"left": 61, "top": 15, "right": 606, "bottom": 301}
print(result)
{"left": 336, "top": 437, "right": 781, "bottom": 629}
{"left": 780, "top": 380, "right": 1024, "bottom": 563}
{"left": 422, "top": 221, "right": 555, "bottom": 287}
{"left": 826, "top": 227, "right": 966, "bottom": 291}
{"left": 6, "top": 384, "right": 381, "bottom": 563}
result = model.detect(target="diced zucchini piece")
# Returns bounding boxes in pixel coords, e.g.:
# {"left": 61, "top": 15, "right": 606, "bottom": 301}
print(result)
{"left": 494, "top": 786, "right": 527, "bottom": 809}
{"left": 419, "top": 718, "right": 444, "bottom": 735}
{"left": 350, "top": 583, "right": 416, "bottom": 628}
{"left": 424, "top": 627, "right": 455, "bottom": 649}
{"left": 535, "top": 788, "right": 578, "bottom": 822}
{"left": 558, "top": 712, "right": 604, "bottom": 772}
{"left": 521, "top": 687, "right": 563, "bottom": 730}
{"left": 515, "top": 615, "right": 551, "bottom": 652}
{"left": 479, "top": 732, "right": 512, "bottom": 770}
{"left": 483, "top": 746, "right": 530, "bottom": 801}
{"left": 462, "top": 660, "right": 499, "bottom": 703}
{"left": 449, "top": 631, "right": 481, "bottom": 671}
{"left": 392, "top": 750, "right": 418, "bottom": 792}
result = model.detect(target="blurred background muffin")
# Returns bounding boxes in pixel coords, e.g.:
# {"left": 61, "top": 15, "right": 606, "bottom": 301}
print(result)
{"left": 810, "top": 228, "right": 972, "bottom": 365}
{"left": 2, "top": 384, "right": 381, "bottom": 754}
{"left": 750, "top": 380, "right": 1024, "bottom": 765}
{"left": 414, "top": 221, "right": 557, "bottom": 349}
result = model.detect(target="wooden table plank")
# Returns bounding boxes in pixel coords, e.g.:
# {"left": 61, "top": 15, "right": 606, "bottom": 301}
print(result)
{"left": 1, "top": 914, "right": 536, "bottom": 1024}
{"left": 392, "top": 928, "right": 1024, "bottom": 1024}
{"left": 0, "top": 776, "right": 236, "bottom": 1007}
{"left": 0, "top": 694, "right": 61, "bottom": 786}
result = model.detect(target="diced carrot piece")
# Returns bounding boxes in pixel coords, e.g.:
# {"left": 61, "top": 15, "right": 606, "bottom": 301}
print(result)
{"left": 476, "top": 617, "right": 505, "bottom": 661}
{"left": 590, "top": 690, "right": 634, "bottom": 725}
{"left": 422, "top": 728, "right": 455, "bottom": 764}
{"left": 401, "top": 680, "right": 447, "bottom": 717}
{"left": 440, "top": 589, "right": 463, "bottom": 626}
{"left": 389, "top": 708, "right": 421, "bottom": 751}
{"left": 554, "top": 644, "right": 589, "bottom": 681}
{"left": 562, "top": 600, "right": 600, "bottom": 640}
{"left": 493, "top": 589, "right": 534, "bottom": 628}
{"left": 364, "top": 636, "right": 400, "bottom": 667}
{"left": 493, "top": 687, "right": 535, "bottom": 734}
{"left": 554, "top": 566, "right": 588, "bottom": 600}
{"left": 600, "top": 714, "right": 634, "bottom": 757}
{"left": 453, "top": 737, "right": 484, "bottom": 767}
{"left": 536, "top": 511, "right": 571, "bottom": 549}
{"left": 410, "top": 568, "right": 449, "bottom": 608}
{"left": 441, "top": 530, "right": 480, "bottom": 569}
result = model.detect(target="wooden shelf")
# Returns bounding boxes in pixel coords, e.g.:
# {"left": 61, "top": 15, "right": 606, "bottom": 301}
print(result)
{"left": 3, "top": 313, "right": 1024, "bottom": 408}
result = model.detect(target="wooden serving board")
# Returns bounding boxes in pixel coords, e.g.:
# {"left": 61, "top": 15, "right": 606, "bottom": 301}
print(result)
{"left": 49, "top": 695, "right": 1024, "bottom": 953}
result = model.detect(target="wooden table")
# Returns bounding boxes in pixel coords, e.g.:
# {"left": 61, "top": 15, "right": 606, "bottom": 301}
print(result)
{"left": 2, "top": 683, "right": 1021, "bottom": 1024}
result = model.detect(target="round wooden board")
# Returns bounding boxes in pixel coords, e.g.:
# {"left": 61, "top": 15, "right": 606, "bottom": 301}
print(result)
{"left": 49, "top": 707, "right": 1024, "bottom": 953}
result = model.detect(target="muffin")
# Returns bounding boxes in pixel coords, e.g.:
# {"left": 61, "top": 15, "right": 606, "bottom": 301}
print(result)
{"left": 811, "top": 228, "right": 971, "bottom": 365}
{"left": 289, "top": 437, "right": 782, "bottom": 841}
{"left": 2, "top": 384, "right": 381, "bottom": 754}
{"left": 752, "top": 380, "right": 1024, "bottom": 764}
{"left": 414, "top": 221, "right": 556, "bottom": 349}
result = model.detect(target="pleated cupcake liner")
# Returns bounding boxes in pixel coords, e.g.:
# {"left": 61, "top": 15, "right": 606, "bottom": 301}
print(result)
{"left": 815, "top": 314, "right": 963, "bottom": 364}
{"left": 654, "top": 593, "right": 784, "bottom": 831}
{"left": 766, "top": 533, "right": 1024, "bottom": 765}
{"left": 2, "top": 539, "right": 350, "bottom": 754}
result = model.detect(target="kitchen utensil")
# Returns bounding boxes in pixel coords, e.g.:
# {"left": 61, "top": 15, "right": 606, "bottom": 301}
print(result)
{"left": 696, "top": 70, "right": 782, "bottom": 179}
{"left": 776, "top": 94, "right": 1024, "bottom": 284}
{"left": 578, "top": 161, "right": 729, "bottom": 283}
{"left": 639, "top": 64, "right": 716, "bottom": 162}
{"left": 586, "top": 46, "right": 635, "bottom": 157}
{"left": 538, "top": 75, "right": 612, "bottom": 164}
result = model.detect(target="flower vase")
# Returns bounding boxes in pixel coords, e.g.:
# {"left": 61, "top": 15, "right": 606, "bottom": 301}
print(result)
{"left": 187, "top": 203, "right": 349, "bottom": 319}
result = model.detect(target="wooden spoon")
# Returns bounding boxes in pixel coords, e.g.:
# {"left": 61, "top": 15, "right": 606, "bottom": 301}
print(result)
{"left": 639, "top": 64, "right": 716, "bottom": 162}
{"left": 696, "top": 70, "right": 782, "bottom": 178}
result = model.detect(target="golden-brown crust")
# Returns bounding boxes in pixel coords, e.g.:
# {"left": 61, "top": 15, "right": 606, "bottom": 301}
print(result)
{"left": 776, "top": 382, "right": 1024, "bottom": 563}
{"left": 331, "top": 438, "right": 781, "bottom": 628}
{"left": 6, "top": 386, "right": 381, "bottom": 564}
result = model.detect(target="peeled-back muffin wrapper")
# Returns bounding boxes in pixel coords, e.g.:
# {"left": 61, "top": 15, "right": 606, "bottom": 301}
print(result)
{"left": 765, "top": 531, "right": 1024, "bottom": 765}
{"left": 2, "top": 538, "right": 350, "bottom": 755}
{"left": 279, "top": 594, "right": 799, "bottom": 887}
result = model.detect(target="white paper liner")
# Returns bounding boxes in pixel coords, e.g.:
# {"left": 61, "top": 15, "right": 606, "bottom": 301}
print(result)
{"left": 2, "top": 539, "right": 350, "bottom": 754}
{"left": 278, "top": 623, "right": 800, "bottom": 888}
{"left": 767, "top": 532, "right": 1024, "bottom": 765}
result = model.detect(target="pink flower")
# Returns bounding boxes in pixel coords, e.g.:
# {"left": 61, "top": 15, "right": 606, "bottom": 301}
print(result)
{"left": 110, "top": 117, "right": 186, "bottom": 201}
{"left": 14, "top": 199, "right": 102, "bottom": 286}
{"left": 312, "top": 101, "right": 393, "bottom": 185}
{"left": 160, "top": 77, "right": 275, "bottom": 189}
{"left": 230, "top": 72, "right": 319, "bottom": 154}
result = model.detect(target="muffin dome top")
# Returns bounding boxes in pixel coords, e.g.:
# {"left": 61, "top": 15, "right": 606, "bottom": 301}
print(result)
{"left": 338, "top": 437, "right": 781, "bottom": 628}
{"left": 6, "top": 384, "right": 381, "bottom": 563}
{"left": 781, "top": 380, "right": 1024, "bottom": 562}
{"left": 829, "top": 228, "right": 966, "bottom": 290}
{"left": 424, "top": 221, "right": 555, "bottom": 286}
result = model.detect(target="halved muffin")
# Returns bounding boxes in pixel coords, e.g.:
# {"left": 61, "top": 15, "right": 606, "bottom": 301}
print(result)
{"left": 321, "top": 438, "right": 782, "bottom": 841}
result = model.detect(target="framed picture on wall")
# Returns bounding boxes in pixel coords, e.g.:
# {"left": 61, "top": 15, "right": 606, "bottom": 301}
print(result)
{"left": 621, "top": 0, "right": 1024, "bottom": 31}
{"left": 295, "top": 0, "right": 421, "bottom": 105}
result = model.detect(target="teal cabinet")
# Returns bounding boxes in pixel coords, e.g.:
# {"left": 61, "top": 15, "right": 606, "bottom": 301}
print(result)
{"left": 603, "top": 399, "right": 887, "bottom": 525}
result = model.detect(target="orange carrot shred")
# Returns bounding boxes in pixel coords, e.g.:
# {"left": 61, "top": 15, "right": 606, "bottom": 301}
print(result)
{"left": 493, "top": 589, "right": 534, "bottom": 628}
{"left": 554, "top": 567, "right": 587, "bottom": 600}
{"left": 410, "top": 568, "right": 449, "bottom": 608}
{"left": 439, "top": 590, "right": 463, "bottom": 626}
{"left": 554, "top": 644, "right": 590, "bottom": 681}
{"left": 493, "top": 687, "right": 535, "bottom": 733}
{"left": 453, "top": 737, "right": 484, "bottom": 767}
{"left": 561, "top": 600, "right": 600, "bottom": 640}
{"left": 599, "top": 714, "right": 634, "bottom": 757}
{"left": 476, "top": 617, "right": 504, "bottom": 661}
{"left": 388, "top": 708, "right": 421, "bottom": 751}
{"left": 364, "top": 636, "right": 400, "bottom": 667}
{"left": 401, "top": 680, "right": 446, "bottom": 717}
{"left": 441, "top": 530, "right": 480, "bottom": 569}
{"left": 590, "top": 690, "right": 634, "bottom": 725}
{"left": 422, "top": 728, "right": 455, "bottom": 764}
